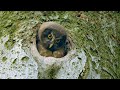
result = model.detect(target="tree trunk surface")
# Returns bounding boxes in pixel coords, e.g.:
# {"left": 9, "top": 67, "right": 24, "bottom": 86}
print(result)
{"left": 0, "top": 11, "right": 120, "bottom": 79}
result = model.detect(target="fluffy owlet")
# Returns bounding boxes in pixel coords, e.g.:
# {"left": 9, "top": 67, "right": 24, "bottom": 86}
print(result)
{"left": 36, "top": 22, "right": 68, "bottom": 58}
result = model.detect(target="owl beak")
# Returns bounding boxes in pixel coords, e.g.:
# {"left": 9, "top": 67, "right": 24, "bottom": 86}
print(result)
{"left": 49, "top": 38, "right": 54, "bottom": 48}
{"left": 49, "top": 43, "right": 54, "bottom": 48}
{"left": 49, "top": 32, "right": 55, "bottom": 48}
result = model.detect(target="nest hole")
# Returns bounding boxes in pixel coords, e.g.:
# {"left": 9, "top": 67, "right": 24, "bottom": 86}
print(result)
{"left": 36, "top": 31, "right": 72, "bottom": 58}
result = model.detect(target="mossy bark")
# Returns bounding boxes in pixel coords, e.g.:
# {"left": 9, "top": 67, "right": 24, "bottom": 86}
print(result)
{"left": 0, "top": 11, "right": 120, "bottom": 79}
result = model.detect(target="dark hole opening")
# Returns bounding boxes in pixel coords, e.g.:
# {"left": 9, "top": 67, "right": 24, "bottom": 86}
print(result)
{"left": 36, "top": 31, "right": 71, "bottom": 58}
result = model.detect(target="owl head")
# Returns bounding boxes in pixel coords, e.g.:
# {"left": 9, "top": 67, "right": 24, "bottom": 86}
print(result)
{"left": 38, "top": 22, "right": 67, "bottom": 52}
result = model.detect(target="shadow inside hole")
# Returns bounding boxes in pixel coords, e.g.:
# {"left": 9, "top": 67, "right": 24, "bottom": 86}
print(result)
{"left": 36, "top": 30, "right": 71, "bottom": 58}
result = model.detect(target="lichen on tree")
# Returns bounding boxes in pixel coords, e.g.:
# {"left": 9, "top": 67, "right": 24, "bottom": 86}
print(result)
{"left": 0, "top": 11, "right": 120, "bottom": 79}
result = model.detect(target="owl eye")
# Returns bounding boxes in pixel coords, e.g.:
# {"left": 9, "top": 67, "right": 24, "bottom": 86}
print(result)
{"left": 48, "top": 34, "right": 52, "bottom": 39}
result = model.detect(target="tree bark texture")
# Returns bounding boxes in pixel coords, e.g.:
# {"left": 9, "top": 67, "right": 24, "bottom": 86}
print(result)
{"left": 0, "top": 11, "right": 120, "bottom": 79}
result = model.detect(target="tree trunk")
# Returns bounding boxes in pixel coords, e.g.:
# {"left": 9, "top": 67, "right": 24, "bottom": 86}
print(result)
{"left": 0, "top": 11, "right": 120, "bottom": 79}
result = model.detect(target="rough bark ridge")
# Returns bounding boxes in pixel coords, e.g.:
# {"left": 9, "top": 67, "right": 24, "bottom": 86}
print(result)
{"left": 0, "top": 11, "right": 120, "bottom": 79}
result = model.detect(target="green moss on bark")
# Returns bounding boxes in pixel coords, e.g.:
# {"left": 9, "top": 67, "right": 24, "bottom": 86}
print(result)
{"left": 2, "top": 56, "right": 7, "bottom": 62}
{"left": 0, "top": 11, "right": 120, "bottom": 79}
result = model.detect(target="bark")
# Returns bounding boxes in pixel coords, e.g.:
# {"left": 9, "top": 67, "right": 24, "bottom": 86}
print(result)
{"left": 0, "top": 11, "right": 120, "bottom": 79}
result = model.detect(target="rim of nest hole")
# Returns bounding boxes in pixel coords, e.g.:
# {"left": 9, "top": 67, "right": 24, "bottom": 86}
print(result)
{"left": 31, "top": 22, "right": 73, "bottom": 59}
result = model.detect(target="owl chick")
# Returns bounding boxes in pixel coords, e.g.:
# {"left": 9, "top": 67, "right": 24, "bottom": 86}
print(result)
{"left": 37, "top": 22, "right": 68, "bottom": 58}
